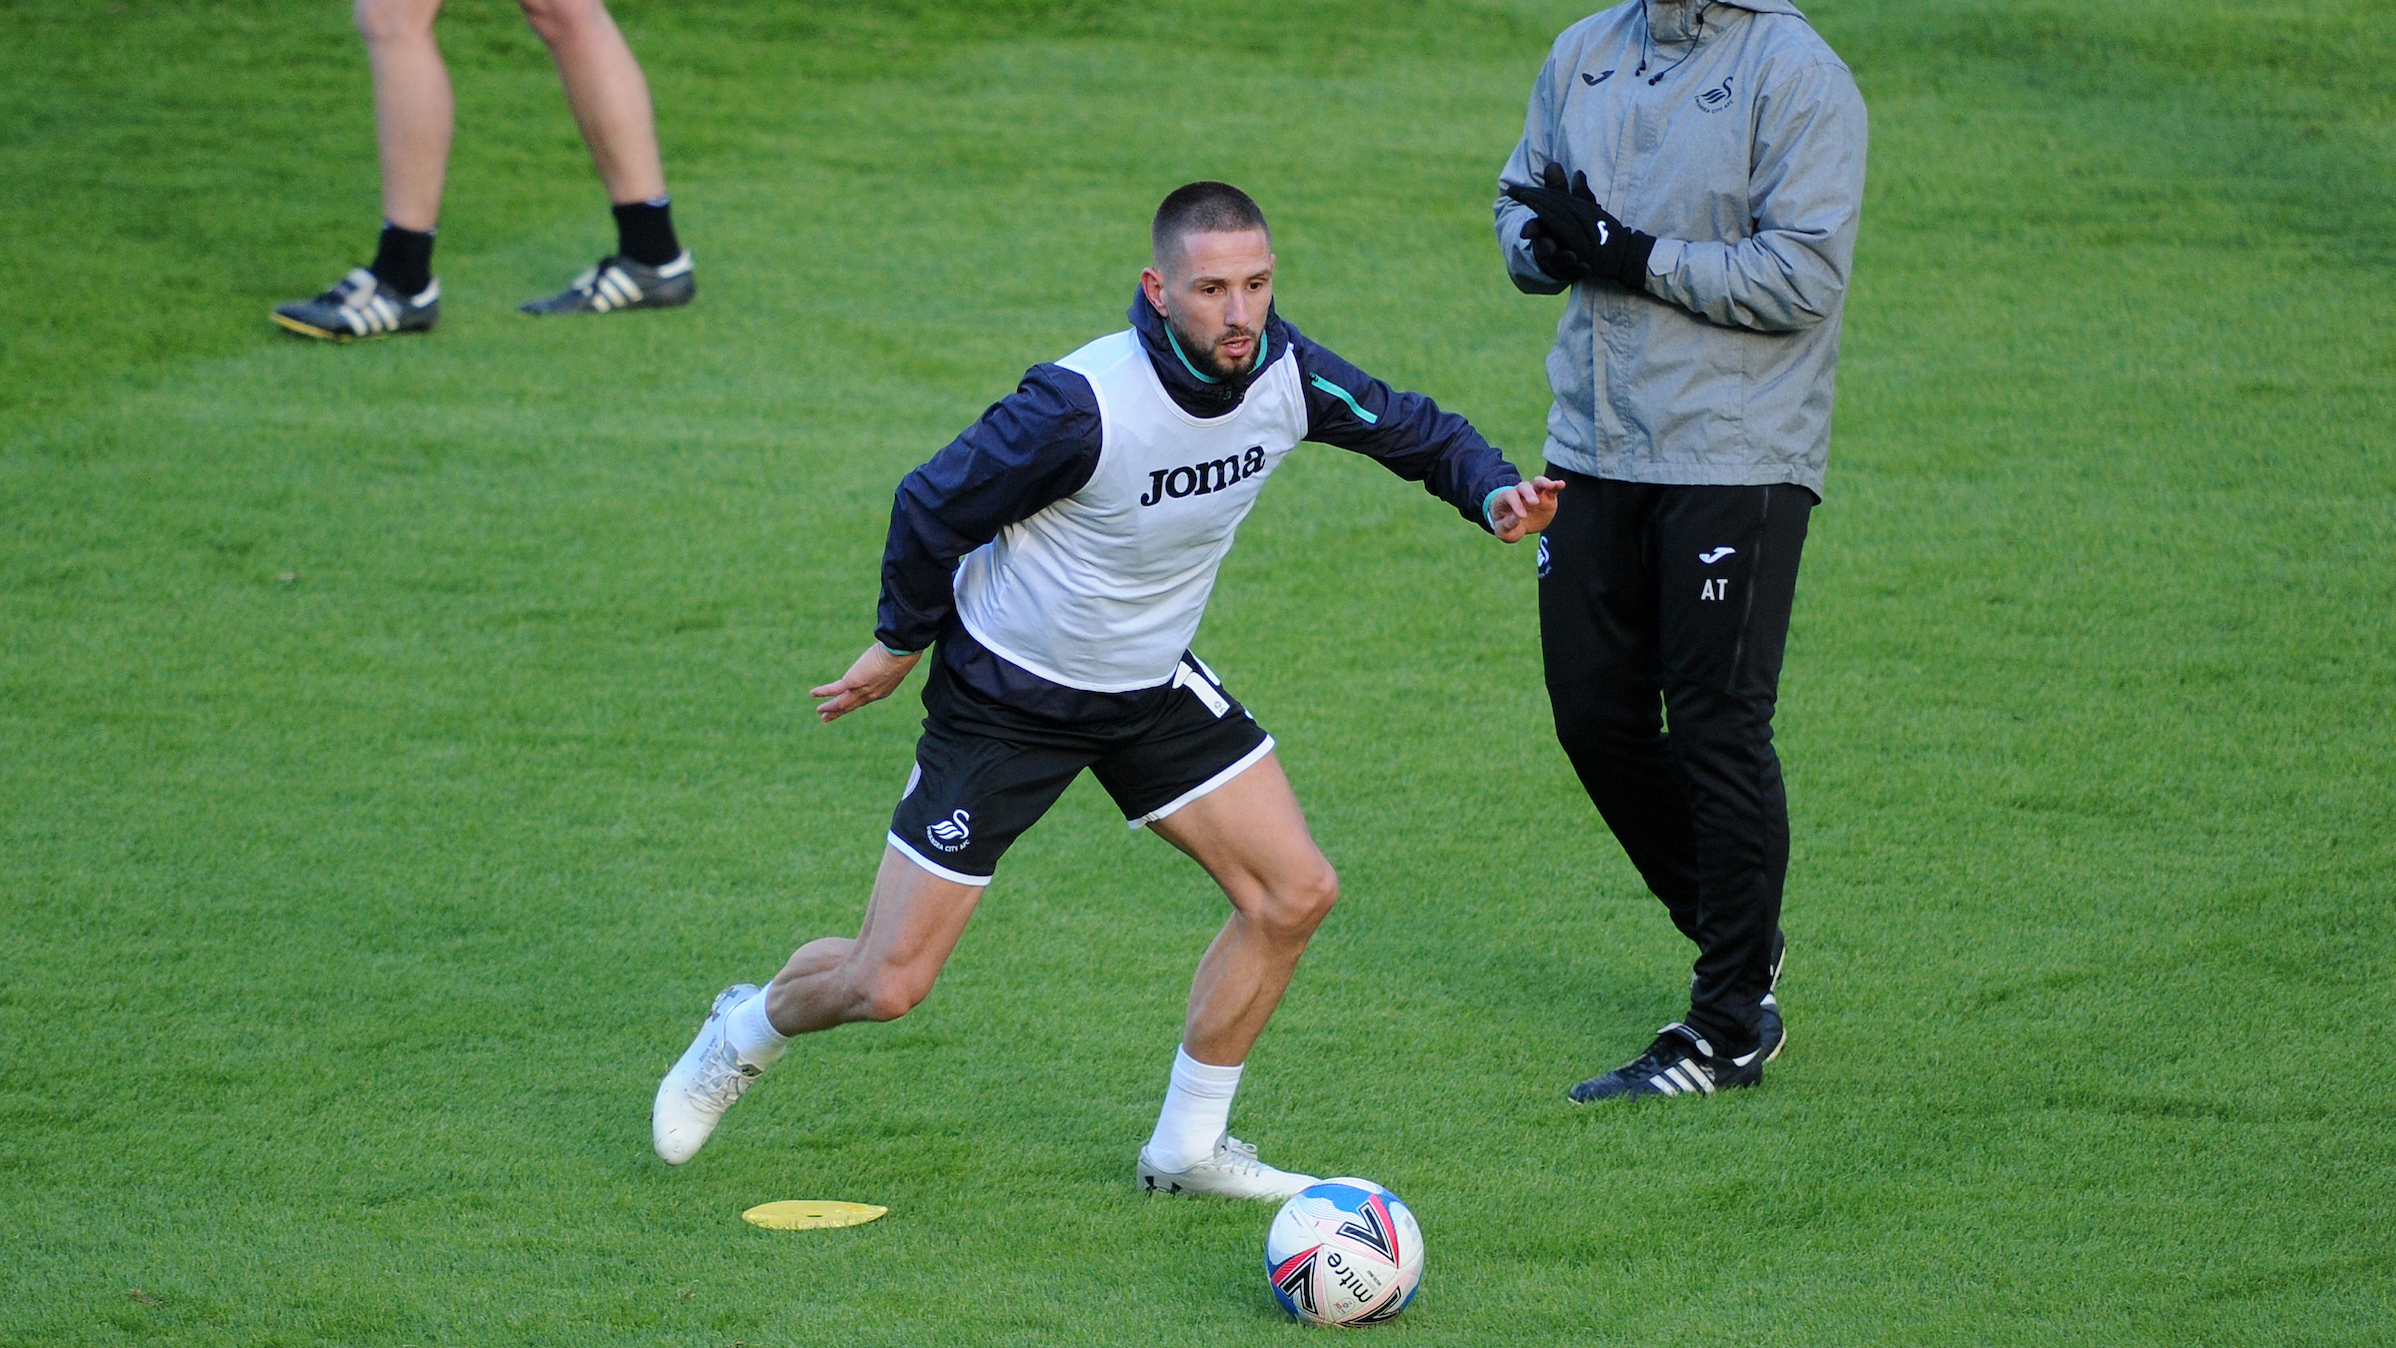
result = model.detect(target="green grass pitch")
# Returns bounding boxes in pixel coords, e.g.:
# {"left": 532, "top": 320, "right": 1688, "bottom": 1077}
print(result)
{"left": 3, "top": 1, "right": 2392, "bottom": 1343}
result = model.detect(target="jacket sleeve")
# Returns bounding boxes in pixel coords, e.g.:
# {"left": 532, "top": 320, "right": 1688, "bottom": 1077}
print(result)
{"left": 1291, "top": 331, "right": 1524, "bottom": 533}
{"left": 874, "top": 365, "right": 1103, "bottom": 653}
{"left": 1646, "top": 59, "right": 1868, "bottom": 333}
{"left": 1494, "top": 43, "right": 1571, "bottom": 296}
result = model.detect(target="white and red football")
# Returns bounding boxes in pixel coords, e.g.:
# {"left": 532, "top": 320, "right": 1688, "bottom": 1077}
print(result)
{"left": 1263, "top": 1178, "right": 1424, "bottom": 1326}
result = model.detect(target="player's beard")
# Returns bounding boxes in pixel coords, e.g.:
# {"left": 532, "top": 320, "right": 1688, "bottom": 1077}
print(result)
{"left": 1167, "top": 311, "right": 1263, "bottom": 382}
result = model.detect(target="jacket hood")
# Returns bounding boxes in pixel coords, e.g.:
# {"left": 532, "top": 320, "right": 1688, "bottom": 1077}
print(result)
{"left": 1127, "top": 287, "right": 1292, "bottom": 419}
{"left": 1646, "top": 0, "right": 1804, "bottom": 43}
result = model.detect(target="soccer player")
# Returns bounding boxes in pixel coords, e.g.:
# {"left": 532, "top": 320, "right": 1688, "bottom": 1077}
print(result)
{"left": 652, "top": 182, "right": 1563, "bottom": 1197}
{"left": 270, "top": 0, "right": 693, "bottom": 341}
{"left": 1494, "top": 0, "right": 1866, "bottom": 1100}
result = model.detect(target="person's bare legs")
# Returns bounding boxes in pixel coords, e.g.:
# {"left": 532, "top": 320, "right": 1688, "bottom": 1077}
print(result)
{"left": 355, "top": 0, "right": 452, "bottom": 232}
{"left": 762, "top": 847, "right": 985, "bottom": 1036}
{"left": 651, "top": 846, "right": 979, "bottom": 1164}
{"left": 1150, "top": 753, "right": 1338, "bottom": 1064}
{"left": 268, "top": 0, "right": 446, "bottom": 339}
{"left": 517, "top": 0, "right": 666, "bottom": 205}
{"left": 659, "top": 752, "right": 1330, "bottom": 1183}
{"left": 1131, "top": 752, "right": 1336, "bottom": 1195}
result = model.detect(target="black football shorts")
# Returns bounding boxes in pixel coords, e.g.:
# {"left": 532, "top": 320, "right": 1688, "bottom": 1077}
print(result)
{"left": 886, "top": 652, "right": 1274, "bottom": 885}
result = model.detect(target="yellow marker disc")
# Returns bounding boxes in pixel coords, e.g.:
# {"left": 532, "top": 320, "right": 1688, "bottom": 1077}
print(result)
{"left": 741, "top": 1200, "right": 889, "bottom": 1231}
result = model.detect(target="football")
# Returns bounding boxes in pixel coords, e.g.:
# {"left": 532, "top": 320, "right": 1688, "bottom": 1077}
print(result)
{"left": 1264, "top": 1178, "right": 1424, "bottom": 1326}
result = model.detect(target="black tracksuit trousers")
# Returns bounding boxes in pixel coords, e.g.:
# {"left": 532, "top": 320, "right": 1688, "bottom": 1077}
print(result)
{"left": 1538, "top": 470, "right": 1813, "bottom": 1055}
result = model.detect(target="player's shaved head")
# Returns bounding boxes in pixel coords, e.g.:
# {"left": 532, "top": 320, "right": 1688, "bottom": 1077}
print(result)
{"left": 1152, "top": 181, "right": 1270, "bottom": 277}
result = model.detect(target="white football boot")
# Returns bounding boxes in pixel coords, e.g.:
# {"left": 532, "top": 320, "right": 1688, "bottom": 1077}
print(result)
{"left": 652, "top": 983, "right": 764, "bottom": 1165}
{"left": 1137, "top": 1134, "right": 1320, "bottom": 1201}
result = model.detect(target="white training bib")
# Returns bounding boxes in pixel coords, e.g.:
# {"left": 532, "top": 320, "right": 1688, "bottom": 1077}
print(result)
{"left": 954, "top": 328, "right": 1308, "bottom": 692}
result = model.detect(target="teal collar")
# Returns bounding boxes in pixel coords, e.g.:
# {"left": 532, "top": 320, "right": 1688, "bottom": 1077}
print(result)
{"left": 1164, "top": 321, "right": 1266, "bottom": 386}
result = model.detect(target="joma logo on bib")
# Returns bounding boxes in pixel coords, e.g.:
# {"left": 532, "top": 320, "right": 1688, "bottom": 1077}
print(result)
{"left": 1140, "top": 446, "right": 1268, "bottom": 506}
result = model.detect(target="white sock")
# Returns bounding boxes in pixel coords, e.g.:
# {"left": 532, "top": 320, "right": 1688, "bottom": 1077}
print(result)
{"left": 1145, "top": 1046, "right": 1243, "bottom": 1171}
{"left": 725, "top": 988, "right": 790, "bottom": 1068}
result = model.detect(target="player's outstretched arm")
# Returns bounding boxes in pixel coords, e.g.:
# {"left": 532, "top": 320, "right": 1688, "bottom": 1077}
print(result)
{"left": 1288, "top": 329, "right": 1532, "bottom": 533}
{"left": 1487, "top": 476, "right": 1565, "bottom": 543}
{"left": 812, "top": 645, "right": 922, "bottom": 723}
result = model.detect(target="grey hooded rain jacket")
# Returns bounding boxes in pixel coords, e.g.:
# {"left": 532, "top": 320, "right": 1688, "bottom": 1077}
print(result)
{"left": 1495, "top": 0, "right": 1866, "bottom": 498}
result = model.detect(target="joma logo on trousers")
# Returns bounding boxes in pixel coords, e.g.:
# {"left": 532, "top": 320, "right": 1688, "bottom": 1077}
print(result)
{"left": 1141, "top": 447, "right": 1267, "bottom": 506}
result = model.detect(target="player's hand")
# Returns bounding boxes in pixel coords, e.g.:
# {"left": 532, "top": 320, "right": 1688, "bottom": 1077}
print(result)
{"left": 812, "top": 644, "right": 921, "bottom": 723}
{"left": 1489, "top": 476, "right": 1565, "bottom": 543}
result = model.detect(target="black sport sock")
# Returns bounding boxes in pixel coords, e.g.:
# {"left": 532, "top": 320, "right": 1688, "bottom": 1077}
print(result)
{"left": 369, "top": 223, "right": 436, "bottom": 297}
{"left": 612, "top": 197, "right": 681, "bottom": 267}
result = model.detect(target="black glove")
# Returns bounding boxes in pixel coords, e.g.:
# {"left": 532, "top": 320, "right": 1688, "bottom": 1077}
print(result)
{"left": 1503, "top": 163, "right": 1657, "bottom": 290}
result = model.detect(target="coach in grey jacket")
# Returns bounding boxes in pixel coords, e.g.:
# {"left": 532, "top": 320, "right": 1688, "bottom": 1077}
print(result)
{"left": 1493, "top": 0, "right": 1866, "bottom": 1102}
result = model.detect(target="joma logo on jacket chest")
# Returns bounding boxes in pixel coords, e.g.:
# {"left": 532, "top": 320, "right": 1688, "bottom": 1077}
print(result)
{"left": 1139, "top": 446, "right": 1268, "bottom": 506}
